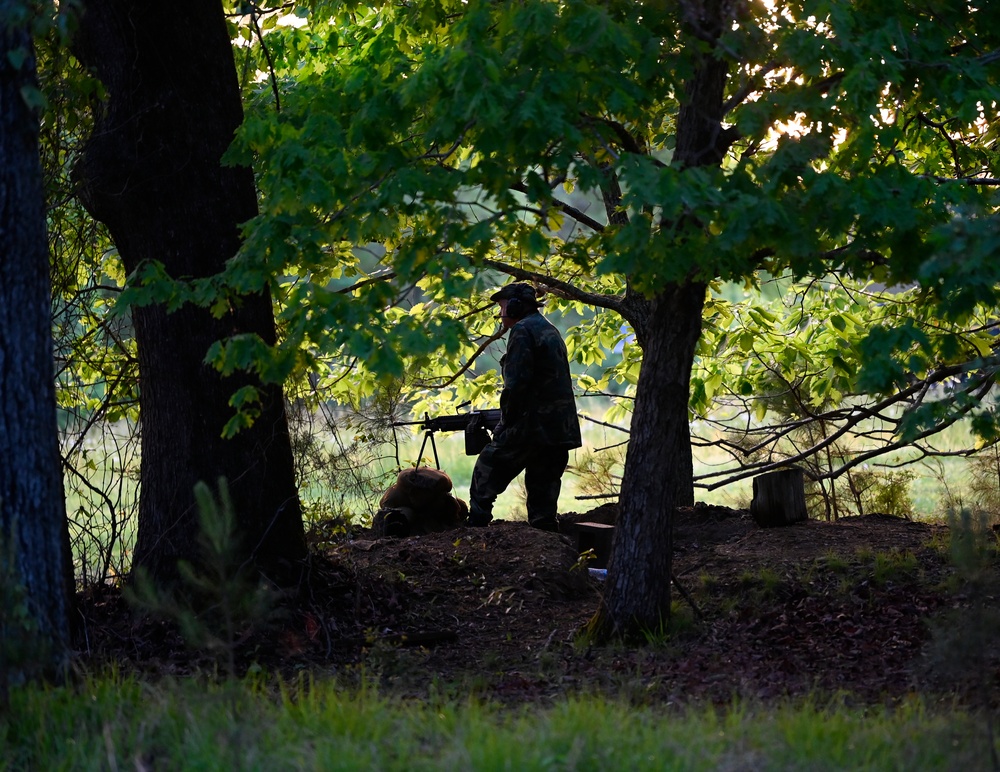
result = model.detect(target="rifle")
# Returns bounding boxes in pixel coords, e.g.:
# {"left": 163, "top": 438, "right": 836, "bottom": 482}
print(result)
{"left": 393, "top": 407, "right": 502, "bottom": 467}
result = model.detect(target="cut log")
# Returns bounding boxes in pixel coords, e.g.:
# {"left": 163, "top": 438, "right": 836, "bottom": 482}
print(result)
{"left": 751, "top": 468, "right": 808, "bottom": 527}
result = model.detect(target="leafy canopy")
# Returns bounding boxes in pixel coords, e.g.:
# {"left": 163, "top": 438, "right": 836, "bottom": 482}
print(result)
{"left": 111, "top": 1, "right": 1000, "bottom": 439}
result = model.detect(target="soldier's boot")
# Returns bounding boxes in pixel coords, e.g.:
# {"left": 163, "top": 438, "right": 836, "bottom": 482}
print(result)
{"left": 467, "top": 501, "right": 492, "bottom": 527}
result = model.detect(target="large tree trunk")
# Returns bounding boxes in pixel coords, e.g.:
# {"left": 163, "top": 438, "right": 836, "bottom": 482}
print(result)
{"left": 72, "top": 0, "right": 306, "bottom": 583}
{"left": 590, "top": 0, "right": 731, "bottom": 638}
{"left": 0, "top": 12, "right": 72, "bottom": 684}
{"left": 591, "top": 283, "right": 705, "bottom": 636}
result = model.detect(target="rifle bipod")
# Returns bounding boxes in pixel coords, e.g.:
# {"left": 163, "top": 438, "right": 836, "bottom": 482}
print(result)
{"left": 416, "top": 413, "right": 442, "bottom": 470}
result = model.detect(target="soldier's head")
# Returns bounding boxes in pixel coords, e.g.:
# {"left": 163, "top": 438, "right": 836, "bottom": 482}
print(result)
{"left": 490, "top": 283, "right": 539, "bottom": 330}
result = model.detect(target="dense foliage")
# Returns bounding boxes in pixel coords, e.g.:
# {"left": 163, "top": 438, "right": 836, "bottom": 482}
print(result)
{"left": 205, "top": 0, "right": 1000, "bottom": 456}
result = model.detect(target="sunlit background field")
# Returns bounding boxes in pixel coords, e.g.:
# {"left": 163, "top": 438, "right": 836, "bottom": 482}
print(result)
{"left": 63, "top": 399, "right": 991, "bottom": 589}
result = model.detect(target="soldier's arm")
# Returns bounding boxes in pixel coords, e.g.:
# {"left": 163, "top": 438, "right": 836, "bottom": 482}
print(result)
{"left": 499, "top": 323, "right": 536, "bottom": 426}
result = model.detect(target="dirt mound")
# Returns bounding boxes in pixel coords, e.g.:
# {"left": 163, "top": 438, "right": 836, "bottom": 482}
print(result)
{"left": 77, "top": 505, "right": 988, "bottom": 707}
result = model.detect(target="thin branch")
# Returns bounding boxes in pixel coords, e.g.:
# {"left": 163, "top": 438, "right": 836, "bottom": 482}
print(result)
{"left": 594, "top": 439, "right": 629, "bottom": 453}
{"left": 419, "top": 329, "right": 506, "bottom": 389}
{"left": 334, "top": 270, "right": 397, "bottom": 295}
{"left": 807, "top": 378, "right": 994, "bottom": 483}
{"left": 507, "top": 181, "right": 606, "bottom": 233}
{"left": 579, "top": 114, "right": 648, "bottom": 156}
{"left": 248, "top": 3, "right": 281, "bottom": 114}
{"left": 922, "top": 175, "right": 1000, "bottom": 187}
{"left": 917, "top": 112, "right": 963, "bottom": 176}
{"left": 477, "top": 257, "right": 628, "bottom": 317}
{"left": 696, "top": 362, "right": 998, "bottom": 490}
{"left": 62, "top": 369, "right": 133, "bottom": 459}
{"left": 454, "top": 302, "right": 496, "bottom": 323}
{"left": 580, "top": 413, "right": 630, "bottom": 435}
{"left": 722, "top": 61, "right": 779, "bottom": 115}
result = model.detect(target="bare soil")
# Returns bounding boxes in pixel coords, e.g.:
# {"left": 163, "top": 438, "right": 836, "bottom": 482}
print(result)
{"left": 76, "top": 504, "right": 997, "bottom": 707}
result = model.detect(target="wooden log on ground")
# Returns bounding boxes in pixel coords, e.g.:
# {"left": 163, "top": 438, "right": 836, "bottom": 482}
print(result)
{"left": 751, "top": 467, "right": 808, "bottom": 527}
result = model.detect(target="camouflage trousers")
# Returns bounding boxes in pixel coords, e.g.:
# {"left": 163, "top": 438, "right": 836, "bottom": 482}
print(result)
{"left": 468, "top": 440, "right": 569, "bottom": 530}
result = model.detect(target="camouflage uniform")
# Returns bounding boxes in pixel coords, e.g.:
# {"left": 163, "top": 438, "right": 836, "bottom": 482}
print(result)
{"left": 469, "top": 291, "right": 581, "bottom": 530}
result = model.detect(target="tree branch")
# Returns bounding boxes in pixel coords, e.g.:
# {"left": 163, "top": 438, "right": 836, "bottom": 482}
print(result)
{"left": 580, "top": 114, "right": 648, "bottom": 156}
{"left": 507, "top": 180, "right": 606, "bottom": 233}
{"left": 334, "top": 270, "right": 397, "bottom": 295}
{"left": 418, "top": 329, "right": 506, "bottom": 389}
{"left": 476, "top": 257, "right": 628, "bottom": 316}
{"left": 922, "top": 175, "right": 1000, "bottom": 187}
{"left": 695, "top": 361, "right": 998, "bottom": 491}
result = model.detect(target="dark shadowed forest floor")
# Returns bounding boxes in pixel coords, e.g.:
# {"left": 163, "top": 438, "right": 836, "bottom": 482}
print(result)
{"left": 76, "top": 503, "right": 1000, "bottom": 708}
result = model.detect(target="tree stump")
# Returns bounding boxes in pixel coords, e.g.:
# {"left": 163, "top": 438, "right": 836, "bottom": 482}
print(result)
{"left": 751, "top": 468, "right": 808, "bottom": 527}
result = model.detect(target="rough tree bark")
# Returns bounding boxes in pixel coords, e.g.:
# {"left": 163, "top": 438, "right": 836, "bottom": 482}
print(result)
{"left": 591, "top": 0, "right": 731, "bottom": 638}
{"left": 0, "top": 9, "right": 72, "bottom": 681}
{"left": 591, "top": 283, "right": 706, "bottom": 637}
{"left": 72, "top": 0, "right": 306, "bottom": 583}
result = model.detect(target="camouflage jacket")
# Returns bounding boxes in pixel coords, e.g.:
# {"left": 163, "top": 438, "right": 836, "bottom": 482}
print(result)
{"left": 497, "top": 311, "right": 581, "bottom": 449}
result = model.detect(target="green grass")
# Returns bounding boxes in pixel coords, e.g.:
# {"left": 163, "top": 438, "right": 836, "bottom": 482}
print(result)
{"left": 1, "top": 674, "right": 991, "bottom": 770}
{"left": 872, "top": 549, "right": 920, "bottom": 586}
{"left": 736, "top": 566, "right": 785, "bottom": 602}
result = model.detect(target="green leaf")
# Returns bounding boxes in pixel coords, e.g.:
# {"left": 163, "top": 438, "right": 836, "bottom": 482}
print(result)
{"left": 7, "top": 47, "right": 28, "bottom": 70}
{"left": 19, "top": 85, "right": 47, "bottom": 112}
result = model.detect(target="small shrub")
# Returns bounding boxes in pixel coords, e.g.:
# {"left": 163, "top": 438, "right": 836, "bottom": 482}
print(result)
{"left": 967, "top": 446, "right": 1000, "bottom": 515}
{"left": 0, "top": 542, "right": 49, "bottom": 708}
{"left": 126, "top": 478, "right": 279, "bottom": 677}
{"left": 924, "top": 509, "right": 1000, "bottom": 761}
{"left": 817, "top": 550, "right": 850, "bottom": 573}
{"left": 699, "top": 571, "right": 720, "bottom": 592}
{"left": 847, "top": 468, "right": 916, "bottom": 518}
